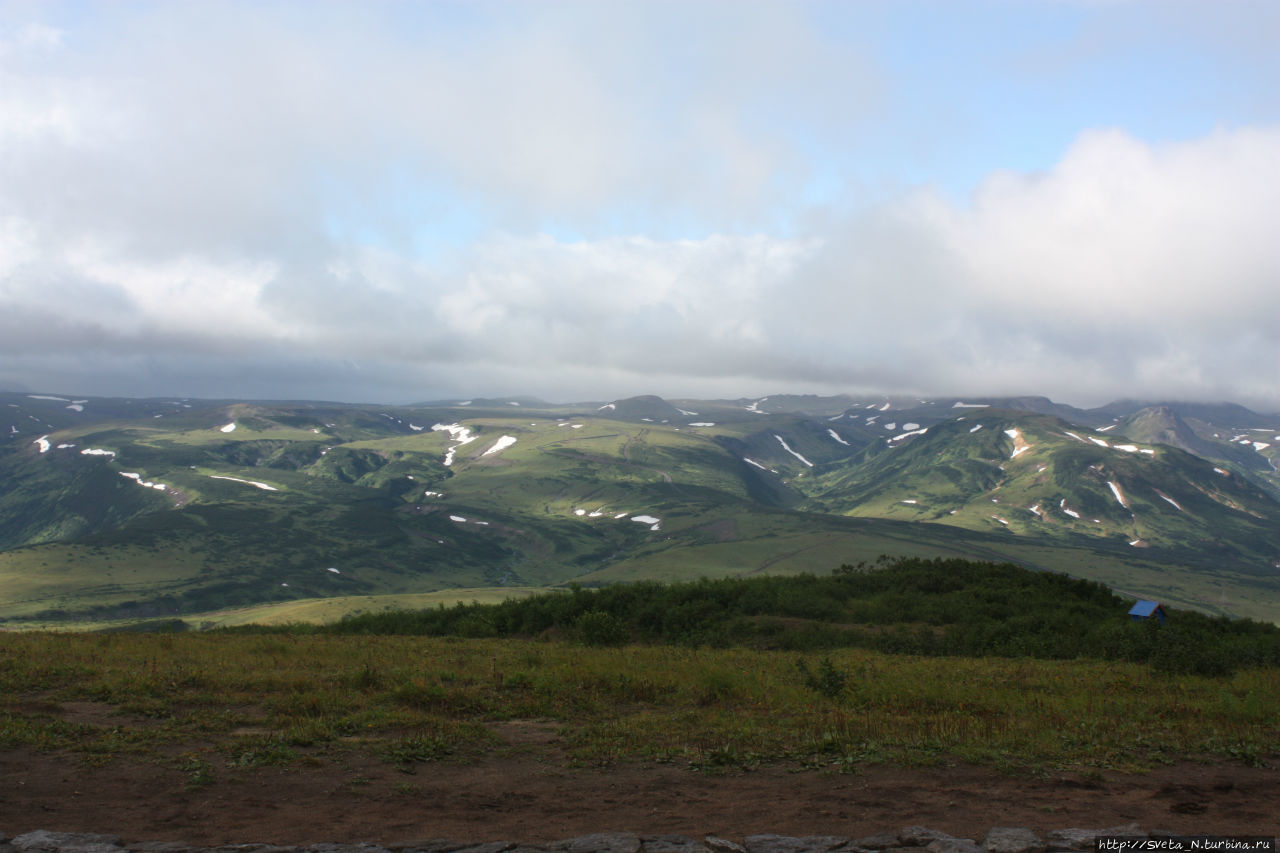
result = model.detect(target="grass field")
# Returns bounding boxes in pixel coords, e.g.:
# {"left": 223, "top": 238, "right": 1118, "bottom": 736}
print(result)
{"left": 1, "top": 632, "right": 1276, "bottom": 779}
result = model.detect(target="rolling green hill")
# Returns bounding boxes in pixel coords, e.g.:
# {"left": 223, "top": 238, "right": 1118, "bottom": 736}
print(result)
{"left": 2, "top": 389, "right": 1278, "bottom": 626}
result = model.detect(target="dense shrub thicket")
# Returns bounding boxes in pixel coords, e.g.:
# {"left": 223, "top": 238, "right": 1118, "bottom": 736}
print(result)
{"left": 325, "top": 557, "right": 1280, "bottom": 676}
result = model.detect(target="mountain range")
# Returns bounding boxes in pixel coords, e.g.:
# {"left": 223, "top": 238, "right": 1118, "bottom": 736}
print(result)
{"left": 2, "top": 389, "right": 1278, "bottom": 627}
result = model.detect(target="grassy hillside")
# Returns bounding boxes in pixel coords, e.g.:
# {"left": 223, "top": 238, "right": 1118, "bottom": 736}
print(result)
{"left": 2, "top": 391, "right": 1278, "bottom": 626}
{"left": 800, "top": 412, "right": 1280, "bottom": 564}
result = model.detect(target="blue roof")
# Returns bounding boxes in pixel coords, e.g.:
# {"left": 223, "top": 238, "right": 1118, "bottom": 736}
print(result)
{"left": 1129, "top": 600, "right": 1162, "bottom": 617}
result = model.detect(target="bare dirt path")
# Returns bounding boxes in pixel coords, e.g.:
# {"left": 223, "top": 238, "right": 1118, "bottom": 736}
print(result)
{"left": 2, "top": 751, "right": 1275, "bottom": 845}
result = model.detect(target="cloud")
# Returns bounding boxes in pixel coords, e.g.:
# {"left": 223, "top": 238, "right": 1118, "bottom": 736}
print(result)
{"left": 5, "top": 119, "right": 1280, "bottom": 407}
{"left": 1, "top": 4, "right": 1278, "bottom": 409}
{"left": 0, "top": 2, "right": 863, "bottom": 252}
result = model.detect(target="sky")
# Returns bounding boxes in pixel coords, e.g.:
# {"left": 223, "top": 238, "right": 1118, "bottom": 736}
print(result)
{"left": 2, "top": 1, "right": 1278, "bottom": 410}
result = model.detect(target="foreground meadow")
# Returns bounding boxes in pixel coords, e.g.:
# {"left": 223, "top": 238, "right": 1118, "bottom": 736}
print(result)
{"left": 3, "top": 632, "right": 1276, "bottom": 776}
{"left": 3, "top": 630, "right": 1280, "bottom": 841}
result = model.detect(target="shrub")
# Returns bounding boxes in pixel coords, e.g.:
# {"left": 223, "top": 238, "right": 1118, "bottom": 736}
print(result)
{"left": 797, "top": 656, "right": 849, "bottom": 700}
{"left": 575, "top": 610, "right": 629, "bottom": 646}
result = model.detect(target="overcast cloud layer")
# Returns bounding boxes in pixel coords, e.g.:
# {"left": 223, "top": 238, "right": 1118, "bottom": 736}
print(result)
{"left": 2, "top": 2, "right": 1279, "bottom": 409}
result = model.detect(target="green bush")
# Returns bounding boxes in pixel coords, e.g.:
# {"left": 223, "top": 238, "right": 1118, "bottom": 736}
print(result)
{"left": 797, "top": 656, "right": 849, "bottom": 700}
{"left": 575, "top": 610, "right": 629, "bottom": 646}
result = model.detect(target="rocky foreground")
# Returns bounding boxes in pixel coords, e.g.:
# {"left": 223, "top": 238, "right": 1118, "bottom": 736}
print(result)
{"left": 3, "top": 825, "right": 1276, "bottom": 853}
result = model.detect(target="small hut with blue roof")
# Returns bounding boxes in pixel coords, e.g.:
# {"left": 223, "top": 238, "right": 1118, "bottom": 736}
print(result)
{"left": 1128, "top": 599, "right": 1167, "bottom": 623}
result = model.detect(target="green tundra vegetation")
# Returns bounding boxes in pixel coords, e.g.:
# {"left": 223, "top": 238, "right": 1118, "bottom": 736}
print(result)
{"left": 1, "top": 627, "right": 1277, "bottom": 782}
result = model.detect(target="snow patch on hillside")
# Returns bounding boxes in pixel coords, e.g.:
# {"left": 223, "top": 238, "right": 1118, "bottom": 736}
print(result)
{"left": 432, "top": 423, "right": 477, "bottom": 466}
{"left": 81, "top": 448, "right": 116, "bottom": 457}
{"left": 952, "top": 402, "right": 989, "bottom": 408}
{"left": 1156, "top": 490, "right": 1183, "bottom": 511}
{"left": 1060, "top": 499, "right": 1080, "bottom": 519}
{"left": 120, "top": 472, "right": 166, "bottom": 491}
{"left": 210, "top": 475, "right": 279, "bottom": 491}
{"left": 970, "top": 424, "right": 983, "bottom": 433}
{"left": 827, "top": 429, "right": 850, "bottom": 446}
{"left": 1108, "top": 481, "right": 1129, "bottom": 509}
{"left": 33, "top": 435, "right": 50, "bottom": 453}
{"left": 482, "top": 435, "right": 517, "bottom": 457}
{"left": 1004, "top": 428, "right": 1032, "bottom": 459}
{"left": 744, "top": 457, "right": 778, "bottom": 473}
{"left": 774, "top": 435, "right": 814, "bottom": 467}
{"left": 220, "top": 422, "right": 237, "bottom": 433}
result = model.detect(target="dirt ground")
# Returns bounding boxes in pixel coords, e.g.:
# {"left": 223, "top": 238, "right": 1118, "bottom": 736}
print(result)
{"left": 2, "top": 748, "right": 1276, "bottom": 845}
